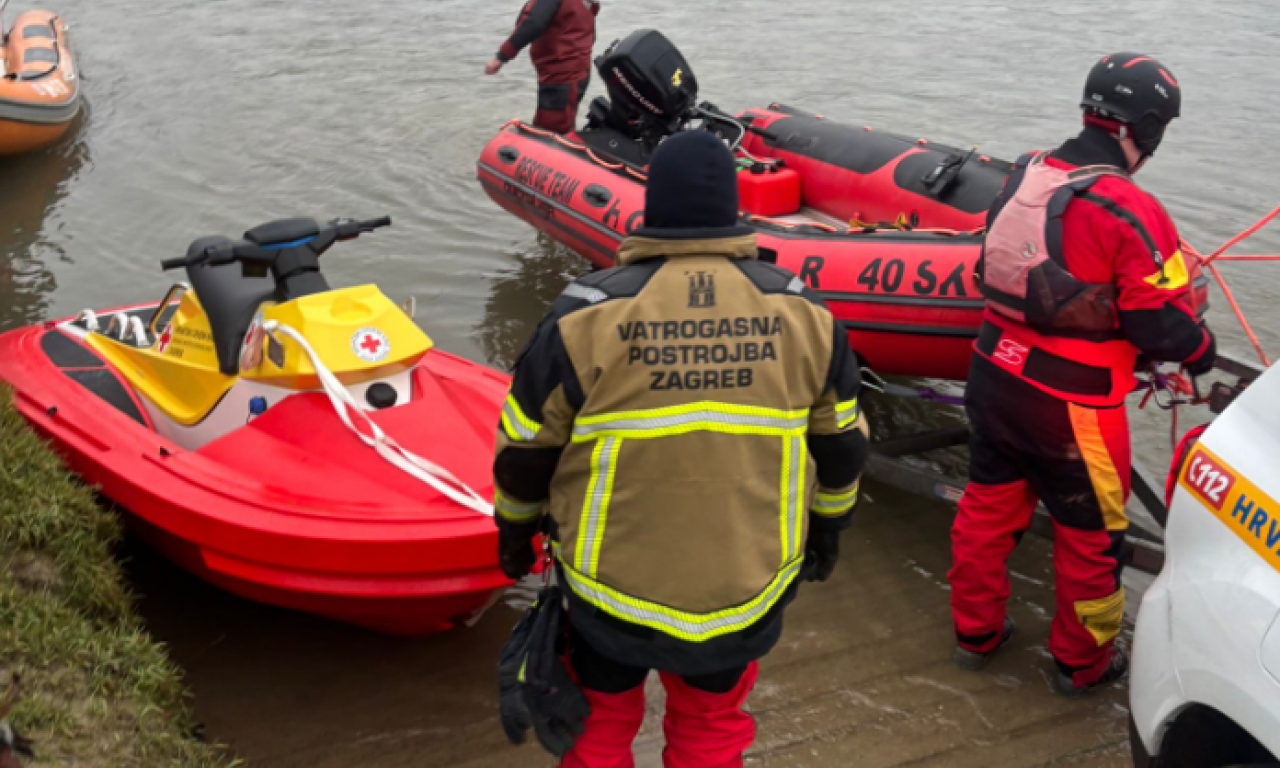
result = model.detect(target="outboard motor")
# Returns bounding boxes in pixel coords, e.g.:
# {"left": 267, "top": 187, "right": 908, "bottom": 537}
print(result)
{"left": 591, "top": 29, "right": 698, "bottom": 150}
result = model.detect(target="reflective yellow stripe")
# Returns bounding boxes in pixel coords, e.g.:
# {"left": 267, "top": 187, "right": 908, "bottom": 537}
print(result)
{"left": 1068, "top": 404, "right": 1129, "bottom": 532}
{"left": 779, "top": 436, "right": 805, "bottom": 565}
{"left": 813, "top": 481, "right": 859, "bottom": 516}
{"left": 558, "top": 555, "right": 805, "bottom": 642}
{"left": 494, "top": 489, "right": 543, "bottom": 522}
{"left": 1074, "top": 588, "right": 1125, "bottom": 646}
{"left": 501, "top": 394, "right": 542, "bottom": 442}
{"left": 573, "top": 401, "right": 808, "bottom": 442}
{"left": 780, "top": 436, "right": 795, "bottom": 565}
{"left": 835, "top": 397, "right": 860, "bottom": 429}
{"left": 792, "top": 437, "right": 806, "bottom": 561}
{"left": 575, "top": 436, "right": 621, "bottom": 577}
{"left": 565, "top": 402, "right": 809, "bottom": 636}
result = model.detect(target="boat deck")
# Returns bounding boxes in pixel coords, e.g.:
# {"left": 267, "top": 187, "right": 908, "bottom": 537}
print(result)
{"left": 759, "top": 207, "right": 850, "bottom": 230}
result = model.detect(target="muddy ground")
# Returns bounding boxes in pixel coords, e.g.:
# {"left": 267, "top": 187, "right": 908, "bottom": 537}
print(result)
{"left": 130, "top": 480, "right": 1132, "bottom": 768}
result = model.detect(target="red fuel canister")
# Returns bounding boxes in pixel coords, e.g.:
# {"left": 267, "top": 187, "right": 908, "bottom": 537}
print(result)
{"left": 737, "top": 163, "right": 801, "bottom": 217}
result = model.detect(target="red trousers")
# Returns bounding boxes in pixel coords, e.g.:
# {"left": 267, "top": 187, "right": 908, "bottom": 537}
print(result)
{"left": 949, "top": 358, "right": 1130, "bottom": 687}
{"left": 534, "top": 73, "right": 591, "bottom": 134}
{"left": 559, "top": 632, "right": 757, "bottom": 768}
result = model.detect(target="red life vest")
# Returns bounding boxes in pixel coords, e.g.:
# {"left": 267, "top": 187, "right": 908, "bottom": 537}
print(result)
{"left": 976, "top": 152, "right": 1166, "bottom": 406}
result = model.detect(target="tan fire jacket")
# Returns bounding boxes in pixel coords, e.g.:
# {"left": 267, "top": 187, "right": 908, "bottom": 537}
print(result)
{"left": 493, "top": 231, "right": 868, "bottom": 668}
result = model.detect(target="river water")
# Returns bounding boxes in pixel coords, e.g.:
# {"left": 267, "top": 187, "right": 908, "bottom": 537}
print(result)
{"left": 3, "top": 0, "right": 1279, "bottom": 764}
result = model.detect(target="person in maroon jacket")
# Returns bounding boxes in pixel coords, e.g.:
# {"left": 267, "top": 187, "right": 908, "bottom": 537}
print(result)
{"left": 485, "top": 0, "right": 600, "bottom": 134}
{"left": 948, "top": 52, "right": 1216, "bottom": 696}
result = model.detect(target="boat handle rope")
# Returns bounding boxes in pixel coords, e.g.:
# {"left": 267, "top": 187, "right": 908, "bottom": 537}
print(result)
{"left": 73, "top": 308, "right": 100, "bottom": 332}
{"left": 74, "top": 309, "right": 149, "bottom": 347}
{"left": 105, "top": 314, "right": 149, "bottom": 347}
{"left": 1182, "top": 202, "right": 1280, "bottom": 368}
{"left": 261, "top": 320, "right": 495, "bottom": 518}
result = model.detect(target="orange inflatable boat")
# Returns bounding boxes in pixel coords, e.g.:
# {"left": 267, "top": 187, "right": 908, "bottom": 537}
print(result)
{"left": 0, "top": 3, "right": 80, "bottom": 156}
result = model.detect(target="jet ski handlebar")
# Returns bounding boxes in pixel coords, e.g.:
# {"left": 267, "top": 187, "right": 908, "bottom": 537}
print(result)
{"left": 336, "top": 216, "right": 392, "bottom": 241}
{"left": 161, "top": 216, "right": 392, "bottom": 271}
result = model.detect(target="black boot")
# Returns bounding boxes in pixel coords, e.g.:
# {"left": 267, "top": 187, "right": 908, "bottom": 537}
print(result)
{"left": 954, "top": 617, "right": 1015, "bottom": 671}
{"left": 1054, "top": 647, "right": 1129, "bottom": 697}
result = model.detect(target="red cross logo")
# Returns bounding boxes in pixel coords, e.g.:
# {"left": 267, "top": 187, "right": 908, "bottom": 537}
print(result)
{"left": 156, "top": 325, "right": 173, "bottom": 353}
{"left": 350, "top": 327, "right": 390, "bottom": 362}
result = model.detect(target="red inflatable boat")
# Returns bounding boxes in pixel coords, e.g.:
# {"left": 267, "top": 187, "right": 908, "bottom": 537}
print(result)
{"left": 0, "top": 217, "right": 510, "bottom": 636}
{"left": 479, "top": 104, "right": 1006, "bottom": 380}
{"left": 478, "top": 31, "right": 1205, "bottom": 381}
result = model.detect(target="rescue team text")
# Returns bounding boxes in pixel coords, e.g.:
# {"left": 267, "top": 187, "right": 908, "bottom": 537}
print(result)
{"left": 1187, "top": 447, "right": 1280, "bottom": 572}
{"left": 1230, "top": 495, "right": 1280, "bottom": 559}
{"left": 512, "top": 157, "right": 581, "bottom": 207}
{"left": 619, "top": 316, "right": 782, "bottom": 391}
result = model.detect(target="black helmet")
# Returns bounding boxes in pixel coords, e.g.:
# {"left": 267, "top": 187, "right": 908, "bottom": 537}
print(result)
{"left": 1080, "top": 52, "right": 1181, "bottom": 156}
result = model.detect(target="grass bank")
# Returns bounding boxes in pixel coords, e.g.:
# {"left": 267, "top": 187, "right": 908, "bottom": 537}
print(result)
{"left": 0, "top": 392, "right": 233, "bottom": 767}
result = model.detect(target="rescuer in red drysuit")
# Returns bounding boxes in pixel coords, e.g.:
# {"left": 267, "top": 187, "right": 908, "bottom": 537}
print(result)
{"left": 486, "top": 0, "right": 599, "bottom": 134}
{"left": 948, "top": 52, "right": 1217, "bottom": 696}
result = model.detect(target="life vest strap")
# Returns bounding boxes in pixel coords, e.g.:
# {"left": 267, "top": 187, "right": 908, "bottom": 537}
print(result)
{"left": 976, "top": 323, "right": 1115, "bottom": 398}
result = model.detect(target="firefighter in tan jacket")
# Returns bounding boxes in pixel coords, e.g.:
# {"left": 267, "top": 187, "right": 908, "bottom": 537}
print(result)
{"left": 493, "top": 131, "right": 870, "bottom": 768}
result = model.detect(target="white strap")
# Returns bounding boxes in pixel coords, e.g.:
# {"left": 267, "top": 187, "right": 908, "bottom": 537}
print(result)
{"left": 91, "top": 311, "right": 148, "bottom": 346}
{"left": 261, "top": 321, "right": 495, "bottom": 517}
{"left": 74, "top": 309, "right": 100, "bottom": 332}
{"left": 124, "top": 316, "right": 149, "bottom": 346}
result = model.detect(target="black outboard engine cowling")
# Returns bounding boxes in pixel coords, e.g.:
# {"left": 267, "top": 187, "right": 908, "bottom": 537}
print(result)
{"left": 595, "top": 29, "right": 697, "bottom": 147}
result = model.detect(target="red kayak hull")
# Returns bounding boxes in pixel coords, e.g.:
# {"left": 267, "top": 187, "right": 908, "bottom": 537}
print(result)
{"left": 0, "top": 316, "right": 512, "bottom": 636}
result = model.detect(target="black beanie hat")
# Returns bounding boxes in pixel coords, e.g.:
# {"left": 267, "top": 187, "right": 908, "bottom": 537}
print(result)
{"left": 635, "top": 131, "right": 751, "bottom": 239}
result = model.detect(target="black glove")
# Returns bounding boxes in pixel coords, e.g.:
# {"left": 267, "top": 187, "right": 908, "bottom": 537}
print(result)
{"left": 498, "top": 527, "right": 537, "bottom": 580}
{"left": 1184, "top": 324, "right": 1217, "bottom": 377}
{"left": 496, "top": 601, "right": 538, "bottom": 746}
{"left": 520, "top": 586, "right": 589, "bottom": 758}
{"left": 523, "top": 658, "right": 589, "bottom": 757}
{"left": 803, "top": 529, "right": 840, "bottom": 582}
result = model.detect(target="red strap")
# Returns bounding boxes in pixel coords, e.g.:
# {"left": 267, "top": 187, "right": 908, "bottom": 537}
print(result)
{"left": 1083, "top": 113, "right": 1126, "bottom": 133}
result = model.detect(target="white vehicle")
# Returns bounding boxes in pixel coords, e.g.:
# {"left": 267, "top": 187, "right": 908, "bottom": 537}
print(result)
{"left": 1131, "top": 359, "right": 1280, "bottom": 767}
